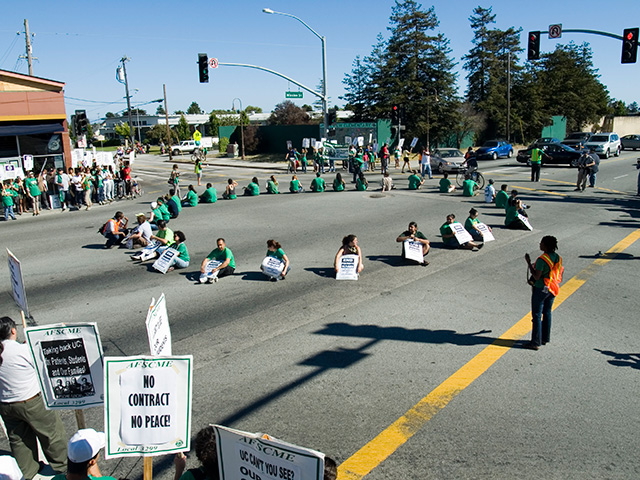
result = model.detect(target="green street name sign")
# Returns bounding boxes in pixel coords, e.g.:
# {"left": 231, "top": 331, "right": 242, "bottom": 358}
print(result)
{"left": 285, "top": 91, "right": 303, "bottom": 99}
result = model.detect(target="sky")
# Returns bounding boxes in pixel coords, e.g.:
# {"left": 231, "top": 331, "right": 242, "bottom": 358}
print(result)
{"left": 1, "top": 0, "right": 639, "bottom": 123}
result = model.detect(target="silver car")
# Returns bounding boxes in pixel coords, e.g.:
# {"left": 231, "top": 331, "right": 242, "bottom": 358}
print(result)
{"left": 431, "top": 148, "right": 465, "bottom": 173}
{"left": 621, "top": 134, "right": 640, "bottom": 150}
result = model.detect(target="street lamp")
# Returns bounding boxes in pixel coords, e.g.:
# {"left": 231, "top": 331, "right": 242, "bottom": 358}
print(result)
{"left": 426, "top": 88, "right": 438, "bottom": 151}
{"left": 262, "top": 7, "right": 328, "bottom": 139}
{"left": 231, "top": 98, "right": 245, "bottom": 160}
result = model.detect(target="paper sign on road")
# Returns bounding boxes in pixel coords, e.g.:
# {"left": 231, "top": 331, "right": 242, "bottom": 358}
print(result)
{"left": 476, "top": 223, "right": 495, "bottom": 242}
{"left": 403, "top": 240, "right": 425, "bottom": 264}
{"left": 104, "top": 355, "right": 192, "bottom": 458}
{"left": 152, "top": 248, "right": 179, "bottom": 274}
{"left": 214, "top": 425, "right": 325, "bottom": 480}
{"left": 146, "top": 294, "right": 172, "bottom": 357}
{"left": 450, "top": 222, "right": 474, "bottom": 245}
{"left": 261, "top": 256, "right": 284, "bottom": 279}
{"left": 7, "top": 249, "right": 29, "bottom": 316}
{"left": 25, "top": 323, "right": 104, "bottom": 409}
{"left": 199, "top": 260, "right": 222, "bottom": 283}
{"left": 336, "top": 254, "right": 359, "bottom": 280}
{"left": 517, "top": 213, "right": 534, "bottom": 231}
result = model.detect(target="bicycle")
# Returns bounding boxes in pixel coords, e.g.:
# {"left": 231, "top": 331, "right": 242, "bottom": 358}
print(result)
{"left": 456, "top": 168, "right": 485, "bottom": 190}
{"left": 191, "top": 148, "right": 206, "bottom": 163}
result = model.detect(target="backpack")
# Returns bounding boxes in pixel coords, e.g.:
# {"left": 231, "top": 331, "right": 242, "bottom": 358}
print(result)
{"left": 98, "top": 220, "right": 109, "bottom": 235}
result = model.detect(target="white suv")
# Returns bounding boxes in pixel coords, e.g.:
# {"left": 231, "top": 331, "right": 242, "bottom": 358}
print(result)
{"left": 583, "top": 132, "right": 621, "bottom": 158}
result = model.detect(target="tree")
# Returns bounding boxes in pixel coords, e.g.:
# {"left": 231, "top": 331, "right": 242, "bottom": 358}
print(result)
{"left": 244, "top": 105, "right": 263, "bottom": 113}
{"left": 175, "top": 114, "right": 190, "bottom": 141}
{"left": 125, "top": 108, "right": 147, "bottom": 116}
{"left": 207, "top": 112, "right": 221, "bottom": 137}
{"left": 609, "top": 100, "right": 627, "bottom": 116}
{"left": 627, "top": 101, "right": 639, "bottom": 114}
{"left": 301, "top": 104, "right": 313, "bottom": 112}
{"left": 268, "top": 101, "right": 310, "bottom": 125}
{"left": 173, "top": 110, "right": 185, "bottom": 115}
{"left": 105, "top": 112, "right": 116, "bottom": 118}
{"left": 144, "top": 123, "right": 178, "bottom": 145}
{"left": 186, "top": 102, "right": 203, "bottom": 114}
{"left": 452, "top": 102, "right": 486, "bottom": 148}
{"left": 156, "top": 105, "right": 166, "bottom": 115}
{"left": 114, "top": 122, "right": 131, "bottom": 139}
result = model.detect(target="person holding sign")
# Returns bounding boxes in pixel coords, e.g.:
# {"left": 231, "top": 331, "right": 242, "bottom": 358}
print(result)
{"left": 243, "top": 177, "right": 260, "bottom": 196}
{"left": 0, "top": 317, "right": 68, "bottom": 479}
{"left": 173, "top": 426, "right": 219, "bottom": 480}
{"left": 52, "top": 428, "right": 115, "bottom": 480}
{"left": 396, "top": 222, "right": 430, "bottom": 265}
{"left": 133, "top": 220, "right": 174, "bottom": 261}
{"left": 440, "top": 214, "right": 482, "bottom": 250}
{"left": 200, "top": 238, "right": 235, "bottom": 283}
{"left": 524, "top": 236, "right": 563, "bottom": 350}
{"left": 401, "top": 148, "right": 412, "bottom": 173}
{"left": 310, "top": 172, "right": 326, "bottom": 192}
{"left": 465, "top": 208, "right": 489, "bottom": 241}
{"left": 164, "top": 231, "right": 190, "bottom": 271}
{"left": 262, "top": 239, "right": 290, "bottom": 281}
{"left": 505, "top": 199, "right": 532, "bottom": 230}
{"left": 334, "top": 234, "right": 363, "bottom": 276}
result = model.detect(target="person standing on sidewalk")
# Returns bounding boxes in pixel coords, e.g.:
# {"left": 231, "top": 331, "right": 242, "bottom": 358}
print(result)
{"left": 0, "top": 317, "right": 68, "bottom": 479}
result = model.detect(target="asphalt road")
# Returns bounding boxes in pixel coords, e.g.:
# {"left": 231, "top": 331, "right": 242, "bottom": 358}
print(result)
{"left": 1, "top": 151, "right": 639, "bottom": 479}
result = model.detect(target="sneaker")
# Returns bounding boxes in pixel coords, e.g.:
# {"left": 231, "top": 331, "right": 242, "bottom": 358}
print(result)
{"left": 270, "top": 277, "right": 277, "bottom": 282}
{"left": 213, "top": 277, "right": 218, "bottom": 283}
{"left": 523, "top": 342, "right": 540, "bottom": 351}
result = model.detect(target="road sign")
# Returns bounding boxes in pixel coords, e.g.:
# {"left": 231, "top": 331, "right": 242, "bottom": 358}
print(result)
{"left": 285, "top": 91, "right": 303, "bottom": 99}
{"left": 549, "top": 24, "right": 562, "bottom": 39}
{"left": 209, "top": 58, "right": 218, "bottom": 69}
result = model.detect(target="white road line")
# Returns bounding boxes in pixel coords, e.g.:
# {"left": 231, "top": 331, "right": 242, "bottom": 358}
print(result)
{"left": 614, "top": 174, "right": 628, "bottom": 179}
{"left": 484, "top": 168, "right": 514, "bottom": 173}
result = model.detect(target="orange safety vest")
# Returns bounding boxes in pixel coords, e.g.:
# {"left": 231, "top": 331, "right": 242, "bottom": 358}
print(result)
{"left": 538, "top": 253, "right": 564, "bottom": 296}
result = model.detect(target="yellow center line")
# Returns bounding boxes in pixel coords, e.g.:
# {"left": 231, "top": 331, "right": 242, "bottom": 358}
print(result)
{"left": 509, "top": 185, "right": 567, "bottom": 197}
{"left": 337, "top": 228, "right": 640, "bottom": 480}
{"left": 543, "top": 178, "right": 626, "bottom": 194}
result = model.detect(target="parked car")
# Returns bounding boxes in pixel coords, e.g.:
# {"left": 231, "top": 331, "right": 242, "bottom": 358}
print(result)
{"left": 562, "top": 132, "right": 592, "bottom": 150}
{"left": 516, "top": 143, "right": 582, "bottom": 166}
{"left": 431, "top": 148, "right": 465, "bottom": 173}
{"left": 530, "top": 137, "right": 560, "bottom": 148}
{"left": 583, "top": 132, "right": 621, "bottom": 158}
{"left": 621, "top": 134, "right": 640, "bottom": 150}
{"left": 170, "top": 140, "right": 199, "bottom": 156}
{"left": 475, "top": 140, "right": 514, "bottom": 160}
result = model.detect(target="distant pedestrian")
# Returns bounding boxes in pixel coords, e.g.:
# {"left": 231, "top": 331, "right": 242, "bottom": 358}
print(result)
{"left": 169, "top": 164, "right": 180, "bottom": 197}
{"left": 379, "top": 143, "right": 389, "bottom": 174}
{"left": 195, "top": 158, "right": 203, "bottom": 186}
{"left": 575, "top": 151, "right": 591, "bottom": 191}
{"left": 587, "top": 148, "right": 600, "bottom": 188}
{"left": 420, "top": 148, "right": 432, "bottom": 179}
{"left": 529, "top": 146, "right": 544, "bottom": 182}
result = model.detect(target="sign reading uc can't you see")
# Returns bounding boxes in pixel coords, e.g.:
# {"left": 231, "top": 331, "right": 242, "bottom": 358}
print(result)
{"left": 103, "top": 355, "right": 192, "bottom": 459}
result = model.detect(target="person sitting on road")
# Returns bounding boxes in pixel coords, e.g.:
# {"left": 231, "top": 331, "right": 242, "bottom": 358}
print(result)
{"left": 266, "top": 175, "right": 280, "bottom": 194}
{"left": 440, "top": 213, "right": 482, "bottom": 250}
{"left": 222, "top": 178, "right": 238, "bottom": 200}
{"left": 465, "top": 208, "right": 488, "bottom": 241}
{"left": 408, "top": 170, "right": 424, "bottom": 190}
{"left": 289, "top": 175, "right": 303, "bottom": 193}
{"left": 439, "top": 172, "right": 455, "bottom": 193}
{"left": 131, "top": 219, "right": 174, "bottom": 261}
{"left": 462, "top": 177, "right": 478, "bottom": 197}
{"left": 165, "top": 189, "right": 181, "bottom": 218}
{"left": 310, "top": 172, "right": 326, "bottom": 192}
{"left": 200, "top": 238, "right": 235, "bottom": 283}
{"left": 396, "top": 221, "right": 430, "bottom": 265}
{"left": 495, "top": 184, "right": 509, "bottom": 209}
{"left": 243, "top": 177, "right": 260, "bottom": 196}
{"left": 332, "top": 172, "right": 345, "bottom": 192}
{"left": 128, "top": 213, "right": 152, "bottom": 248}
{"left": 381, "top": 171, "right": 394, "bottom": 191}
{"left": 485, "top": 178, "right": 496, "bottom": 203}
{"left": 182, "top": 185, "right": 199, "bottom": 207}
{"left": 199, "top": 183, "right": 217, "bottom": 203}
{"left": 334, "top": 234, "right": 364, "bottom": 276}
{"left": 262, "top": 239, "right": 291, "bottom": 281}
{"left": 505, "top": 199, "right": 531, "bottom": 230}
{"left": 103, "top": 211, "right": 129, "bottom": 249}
{"left": 355, "top": 172, "right": 368, "bottom": 191}
{"left": 164, "top": 231, "right": 189, "bottom": 272}
{"left": 51, "top": 428, "right": 116, "bottom": 480}
{"left": 173, "top": 426, "right": 220, "bottom": 480}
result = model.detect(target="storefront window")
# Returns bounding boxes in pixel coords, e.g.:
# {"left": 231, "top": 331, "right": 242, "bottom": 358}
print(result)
{"left": 0, "top": 136, "right": 19, "bottom": 158}
{"left": 18, "top": 133, "right": 63, "bottom": 156}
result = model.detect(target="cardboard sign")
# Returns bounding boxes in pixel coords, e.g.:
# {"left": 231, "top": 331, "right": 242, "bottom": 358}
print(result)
{"left": 310, "top": 139, "right": 317, "bottom": 149}
{"left": 146, "top": 294, "right": 172, "bottom": 357}
{"left": 71, "top": 149, "right": 84, "bottom": 168}
{"left": 450, "top": 222, "right": 474, "bottom": 245}
{"left": 6, "top": 249, "right": 29, "bottom": 316}
{"left": 518, "top": 213, "right": 534, "bottom": 231}
{"left": 302, "top": 138, "right": 310, "bottom": 148}
{"left": 410, "top": 137, "right": 419, "bottom": 148}
{"left": 104, "top": 355, "right": 193, "bottom": 458}
{"left": 403, "top": 240, "right": 425, "bottom": 264}
{"left": 214, "top": 425, "right": 325, "bottom": 480}
{"left": 369, "top": 133, "right": 373, "bottom": 144}
{"left": 128, "top": 151, "right": 135, "bottom": 165}
{"left": 23, "top": 155, "right": 34, "bottom": 171}
{"left": 286, "top": 141, "right": 293, "bottom": 150}
{"left": 336, "top": 254, "right": 359, "bottom": 280}
{"left": 357, "top": 136, "right": 364, "bottom": 147}
{"left": 199, "top": 259, "right": 222, "bottom": 283}
{"left": 138, "top": 242, "right": 161, "bottom": 262}
{"left": 476, "top": 223, "right": 495, "bottom": 242}
{"left": 261, "top": 256, "right": 284, "bottom": 279}
{"left": 398, "top": 138, "right": 405, "bottom": 149}
{"left": 152, "top": 248, "right": 179, "bottom": 274}
{"left": 25, "top": 323, "right": 104, "bottom": 409}
{"left": 344, "top": 136, "right": 352, "bottom": 147}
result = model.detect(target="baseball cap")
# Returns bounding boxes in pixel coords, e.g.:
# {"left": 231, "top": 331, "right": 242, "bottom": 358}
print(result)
{"left": 67, "top": 428, "right": 106, "bottom": 463}
{"left": 151, "top": 201, "right": 158, "bottom": 209}
{"left": 136, "top": 212, "right": 146, "bottom": 218}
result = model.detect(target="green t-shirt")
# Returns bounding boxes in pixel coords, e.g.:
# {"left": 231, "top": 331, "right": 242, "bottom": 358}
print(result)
{"left": 175, "top": 242, "right": 190, "bottom": 262}
{"left": 53, "top": 474, "right": 117, "bottom": 480}
{"left": 399, "top": 230, "right": 427, "bottom": 240}
{"left": 207, "top": 247, "right": 235, "bottom": 269}
{"left": 439, "top": 178, "right": 452, "bottom": 193}
{"left": 333, "top": 179, "right": 345, "bottom": 191}
{"left": 289, "top": 179, "right": 300, "bottom": 192}
{"left": 152, "top": 207, "right": 163, "bottom": 222}
{"left": 356, "top": 178, "right": 367, "bottom": 191}
{"left": 267, "top": 180, "right": 279, "bottom": 194}
{"left": 2, "top": 192, "right": 14, "bottom": 207}
{"left": 462, "top": 179, "right": 477, "bottom": 197}
{"left": 505, "top": 205, "right": 519, "bottom": 225}
{"left": 201, "top": 187, "right": 217, "bottom": 203}
{"left": 25, "top": 178, "right": 41, "bottom": 196}
{"left": 172, "top": 195, "right": 182, "bottom": 212}
{"left": 464, "top": 217, "right": 479, "bottom": 233}
{"left": 186, "top": 190, "right": 198, "bottom": 206}
{"left": 158, "top": 203, "right": 171, "bottom": 220}
{"left": 267, "top": 248, "right": 285, "bottom": 260}
{"left": 157, "top": 228, "right": 175, "bottom": 246}
{"left": 440, "top": 223, "right": 456, "bottom": 245}
{"left": 408, "top": 174, "right": 422, "bottom": 190}
{"left": 310, "top": 177, "right": 325, "bottom": 192}
{"left": 300, "top": 154, "right": 307, "bottom": 165}
{"left": 495, "top": 190, "right": 509, "bottom": 209}
{"left": 354, "top": 154, "right": 364, "bottom": 167}
{"left": 533, "top": 252, "right": 560, "bottom": 289}
{"left": 246, "top": 182, "right": 260, "bottom": 196}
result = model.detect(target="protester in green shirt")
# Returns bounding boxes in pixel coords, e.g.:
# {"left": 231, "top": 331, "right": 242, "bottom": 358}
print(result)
{"left": 199, "top": 183, "right": 217, "bottom": 203}
{"left": 462, "top": 178, "right": 478, "bottom": 197}
{"left": 465, "top": 208, "right": 488, "bottom": 241}
{"left": 310, "top": 172, "right": 326, "bottom": 192}
{"left": 182, "top": 185, "right": 199, "bottom": 207}
{"left": 200, "top": 238, "right": 235, "bottom": 283}
{"left": 25, "top": 171, "right": 41, "bottom": 216}
{"left": 495, "top": 184, "right": 509, "bottom": 209}
{"left": 263, "top": 239, "right": 291, "bottom": 281}
{"left": 166, "top": 230, "right": 190, "bottom": 271}
{"left": 396, "top": 221, "right": 430, "bottom": 264}
{"left": 266, "top": 175, "right": 280, "bottom": 194}
{"left": 505, "top": 199, "right": 531, "bottom": 230}
{"left": 333, "top": 172, "right": 345, "bottom": 192}
{"left": 243, "top": 177, "right": 260, "bottom": 196}
{"left": 289, "top": 175, "right": 302, "bottom": 193}
{"left": 2, "top": 182, "right": 16, "bottom": 220}
{"left": 439, "top": 173, "right": 455, "bottom": 193}
{"left": 355, "top": 172, "right": 368, "bottom": 191}
{"left": 440, "top": 213, "right": 482, "bottom": 250}
{"left": 408, "top": 170, "right": 424, "bottom": 190}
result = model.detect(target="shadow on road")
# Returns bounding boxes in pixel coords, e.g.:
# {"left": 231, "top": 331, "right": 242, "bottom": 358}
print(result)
{"left": 580, "top": 252, "right": 639, "bottom": 260}
{"left": 366, "top": 255, "right": 404, "bottom": 267}
{"left": 304, "top": 266, "right": 334, "bottom": 278}
{"left": 81, "top": 244, "right": 106, "bottom": 249}
{"left": 594, "top": 349, "right": 640, "bottom": 370}
{"left": 240, "top": 271, "right": 267, "bottom": 281}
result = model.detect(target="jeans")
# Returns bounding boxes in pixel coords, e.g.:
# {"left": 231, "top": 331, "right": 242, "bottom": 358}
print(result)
{"left": 531, "top": 287, "right": 555, "bottom": 346}
{"left": 169, "top": 256, "right": 189, "bottom": 269}
{"left": 301, "top": 162, "right": 307, "bottom": 173}
{"left": 4, "top": 205, "right": 16, "bottom": 220}
{"left": 588, "top": 172, "right": 596, "bottom": 187}
{"left": 531, "top": 163, "right": 540, "bottom": 182}
{"left": 328, "top": 158, "right": 335, "bottom": 172}
{"left": 98, "top": 185, "right": 106, "bottom": 203}
{"left": 421, "top": 162, "right": 432, "bottom": 179}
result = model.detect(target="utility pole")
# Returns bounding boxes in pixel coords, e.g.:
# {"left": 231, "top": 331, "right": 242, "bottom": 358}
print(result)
{"left": 20, "top": 19, "right": 36, "bottom": 75}
{"left": 507, "top": 52, "right": 511, "bottom": 143}
{"left": 164, "top": 84, "right": 172, "bottom": 161}
{"left": 120, "top": 56, "right": 134, "bottom": 147}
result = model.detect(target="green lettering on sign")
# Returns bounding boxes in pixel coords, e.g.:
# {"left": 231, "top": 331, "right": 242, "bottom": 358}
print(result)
{"left": 285, "top": 91, "right": 303, "bottom": 99}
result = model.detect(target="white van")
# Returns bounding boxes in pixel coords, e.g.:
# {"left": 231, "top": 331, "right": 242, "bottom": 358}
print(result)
{"left": 583, "top": 132, "right": 621, "bottom": 158}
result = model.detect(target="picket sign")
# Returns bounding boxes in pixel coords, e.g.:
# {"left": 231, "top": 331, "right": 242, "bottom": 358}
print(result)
{"left": 152, "top": 248, "right": 179, "bottom": 274}
{"left": 476, "top": 223, "right": 495, "bottom": 242}
{"left": 403, "top": 240, "right": 425, "bottom": 264}
{"left": 336, "top": 254, "right": 359, "bottom": 280}
{"left": 410, "top": 137, "right": 419, "bottom": 148}
{"left": 199, "top": 260, "right": 223, "bottom": 283}
{"left": 261, "top": 256, "right": 285, "bottom": 279}
{"left": 145, "top": 294, "right": 172, "bottom": 357}
{"left": 518, "top": 213, "right": 534, "bottom": 231}
{"left": 302, "top": 138, "right": 310, "bottom": 148}
{"left": 450, "top": 222, "right": 474, "bottom": 245}
{"left": 398, "top": 138, "right": 405, "bottom": 149}
{"left": 138, "top": 242, "right": 161, "bottom": 262}
{"left": 344, "top": 136, "right": 352, "bottom": 147}
{"left": 7, "top": 249, "right": 29, "bottom": 319}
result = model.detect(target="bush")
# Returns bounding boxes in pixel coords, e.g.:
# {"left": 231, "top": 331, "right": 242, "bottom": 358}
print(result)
{"left": 218, "top": 137, "right": 230, "bottom": 154}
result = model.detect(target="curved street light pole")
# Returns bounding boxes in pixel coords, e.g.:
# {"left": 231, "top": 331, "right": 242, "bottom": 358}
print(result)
{"left": 263, "top": 8, "right": 328, "bottom": 139}
{"left": 232, "top": 98, "right": 245, "bottom": 160}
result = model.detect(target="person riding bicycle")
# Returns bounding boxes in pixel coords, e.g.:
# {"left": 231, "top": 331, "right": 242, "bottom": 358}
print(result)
{"left": 460, "top": 151, "right": 479, "bottom": 182}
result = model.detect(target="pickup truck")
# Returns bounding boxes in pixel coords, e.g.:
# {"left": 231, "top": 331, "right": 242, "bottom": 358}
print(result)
{"left": 170, "top": 140, "right": 198, "bottom": 156}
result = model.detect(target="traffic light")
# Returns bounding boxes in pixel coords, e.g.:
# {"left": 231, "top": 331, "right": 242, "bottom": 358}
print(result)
{"left": 198, "top": 53, "right": 209, "bottom": 83}
{"left": 75, "top": 110, "right": 88, "bottom": 133}
{"left": 622, "top": 28, "right": 639, "bottom": 64}
{"left": 527, "top": 31, "right": 540, "bottom": 61}
{"left": 399, "top": 106, "right": 406, "bottom": 123}
{"left": 391, "top": 105, "right": 399, "bottom": 123}
{"left": 328, "top": 109, "right": 337, "bottom": 125}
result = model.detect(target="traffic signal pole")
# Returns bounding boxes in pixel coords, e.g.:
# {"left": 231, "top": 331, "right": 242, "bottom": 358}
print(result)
{"left": 120, "top": 56, "right": 135, "bottom": 148}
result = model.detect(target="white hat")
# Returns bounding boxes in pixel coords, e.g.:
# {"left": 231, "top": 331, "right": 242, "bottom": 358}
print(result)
{"left": 67, "top": 429, "right": 106, "bottom": 463}
{"left": 151, "top": 201, "right": 158, "bottom": 209}
{"left": 0, "top": 456, "right": 24, "bottom": 480}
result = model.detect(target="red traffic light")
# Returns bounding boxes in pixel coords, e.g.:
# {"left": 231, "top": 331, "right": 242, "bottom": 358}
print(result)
{"left": 393, "top": 106, "right": 398, "bottom": 110}
{"left": 627, "top": 31, "right": 635, "bottom": 41}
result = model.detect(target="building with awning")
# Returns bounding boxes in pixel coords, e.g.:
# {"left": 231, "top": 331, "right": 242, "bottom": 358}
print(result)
{"left": 0, "top": 69, "right": 71, "bottom": 177}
